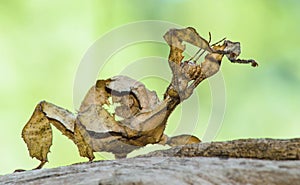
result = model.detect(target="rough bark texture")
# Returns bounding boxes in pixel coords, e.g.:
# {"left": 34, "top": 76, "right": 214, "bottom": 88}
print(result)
{"left": 142, "top": 138, "right": 300, "bottom": 160}
{"left": 2, "top": 138, "right": 300, "bottom": 185}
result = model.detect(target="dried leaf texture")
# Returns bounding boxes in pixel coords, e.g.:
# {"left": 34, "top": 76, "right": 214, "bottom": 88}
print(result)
{"left": 22, "top": 101, "right": 76, "bottom": 168}
{"left": 21, "top": 27, "right": 257, "bottom": 169}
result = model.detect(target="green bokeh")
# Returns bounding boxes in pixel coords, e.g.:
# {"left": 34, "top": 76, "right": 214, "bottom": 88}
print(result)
{"left": 1, "top": 0, "right": 299, "bottom": 175}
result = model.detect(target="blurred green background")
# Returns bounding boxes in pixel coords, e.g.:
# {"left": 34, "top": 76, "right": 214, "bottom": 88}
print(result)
{"left": 1, "top": 0, "right": 300, "bottom": 175}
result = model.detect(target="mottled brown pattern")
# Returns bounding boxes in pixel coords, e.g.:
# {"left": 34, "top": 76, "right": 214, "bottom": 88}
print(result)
{"left": 21, "top": 27, "right": 257, "bottom": 170}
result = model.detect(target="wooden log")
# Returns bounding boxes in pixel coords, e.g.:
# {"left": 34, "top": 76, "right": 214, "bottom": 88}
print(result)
{"left": 2, "top": 138, "right": 300, "bottom": 185}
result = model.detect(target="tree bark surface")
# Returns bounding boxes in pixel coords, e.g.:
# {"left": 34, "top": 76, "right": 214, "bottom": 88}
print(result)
{"left": 142, "top": 138, "right": 300, "bottom": 160}
{"left": 2, "top": 138, "right": 300, "bottom": 185}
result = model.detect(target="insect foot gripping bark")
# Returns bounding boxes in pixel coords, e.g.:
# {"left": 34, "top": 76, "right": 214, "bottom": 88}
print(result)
{"left": 21, "top": 27, "right": 258, "bottom": 170}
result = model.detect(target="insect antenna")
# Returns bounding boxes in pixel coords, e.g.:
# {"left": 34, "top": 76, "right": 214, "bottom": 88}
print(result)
{"left": 211, "top": 37, "right": 226, "bottom": 47}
